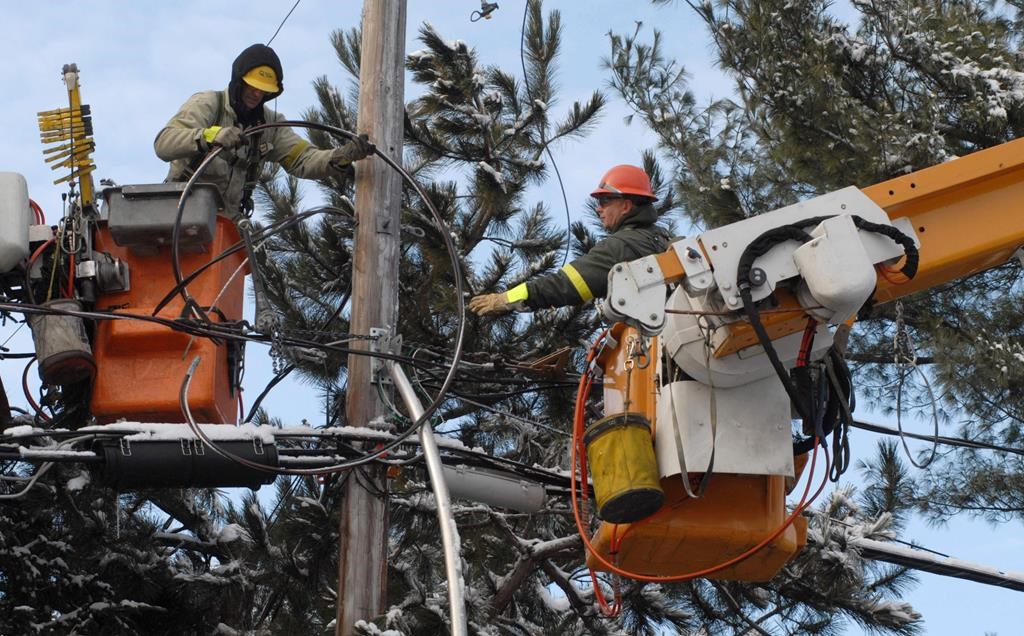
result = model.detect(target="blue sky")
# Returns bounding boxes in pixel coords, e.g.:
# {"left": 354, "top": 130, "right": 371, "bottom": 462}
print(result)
{"left": 2, "top": 2, "right": 1022, "bottom": 634}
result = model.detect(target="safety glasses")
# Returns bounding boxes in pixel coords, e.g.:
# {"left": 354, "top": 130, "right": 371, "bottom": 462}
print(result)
{"left": 594, "top": 195, "right": 623, "bottom": 207}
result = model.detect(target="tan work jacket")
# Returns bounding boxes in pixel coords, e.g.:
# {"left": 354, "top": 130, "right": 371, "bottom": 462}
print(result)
{"left": 154, "top": 89, "right": 335, "bottom": 216}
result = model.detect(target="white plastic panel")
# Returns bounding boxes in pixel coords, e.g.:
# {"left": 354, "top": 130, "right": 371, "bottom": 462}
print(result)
{"left": 792, "top": 215, "right": 878, "bottom": 324}
{"left": 0, "top": 172, "right": 31, "bottom": 273}
{"left": 655, "top": 377, "right": 794, "bottom": 478}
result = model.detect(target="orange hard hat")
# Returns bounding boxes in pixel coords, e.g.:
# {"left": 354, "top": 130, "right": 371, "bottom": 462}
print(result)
{"left": 590, "top": 164, "right": 657, "bottom": 201}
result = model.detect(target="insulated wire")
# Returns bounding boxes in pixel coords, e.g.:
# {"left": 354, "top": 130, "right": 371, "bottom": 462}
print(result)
{"left": 450, "top": 392, "right": 570, "bottom": 438}
{"left": 153, "top": 206, "right": 345, "bottom": 316}
{"left": 171, "top": 121, "right": 467, "bottom": 474}
{"left": 21, "top": 356, "right": 48, "bottom": 422}
{"left": 850, "top": 419, "right": 1024, "bottom": 456}
{"left": 520, "top": 0, "right": 572, "bottom": 267}
{"left": 173, "top": 122, "right": 466, "bottom": 423}
{"left": 0, "top": 302, "right": 435, "bottom": 375}
{"left": 267, "top": 0, "right": 302, "bottom": 46}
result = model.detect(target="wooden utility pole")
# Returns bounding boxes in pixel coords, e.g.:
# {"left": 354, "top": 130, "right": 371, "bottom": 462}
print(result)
{"left": 336, "top": 1, "right": 407, "bottom": 634}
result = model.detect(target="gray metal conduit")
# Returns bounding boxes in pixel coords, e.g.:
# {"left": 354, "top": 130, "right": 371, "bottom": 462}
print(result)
{"left": 388, "top": 361, "right": 468, "bottom": 636}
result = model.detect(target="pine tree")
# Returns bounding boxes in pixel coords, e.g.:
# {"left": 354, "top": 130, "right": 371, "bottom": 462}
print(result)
{"left": 8, "top": 1, "right": 1021, "bottom": 633}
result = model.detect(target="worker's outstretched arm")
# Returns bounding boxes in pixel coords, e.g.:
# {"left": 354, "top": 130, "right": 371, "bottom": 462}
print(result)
{"left": 264, "top": 111, "right": 374, "bottom": 179}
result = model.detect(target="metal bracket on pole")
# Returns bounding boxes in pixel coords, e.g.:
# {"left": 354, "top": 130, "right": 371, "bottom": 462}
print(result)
{"left": 369, "top": 327, "right": 401, "bottom": 386}
{"left": 388, "top": 361, "right": 468, "bottom": 636}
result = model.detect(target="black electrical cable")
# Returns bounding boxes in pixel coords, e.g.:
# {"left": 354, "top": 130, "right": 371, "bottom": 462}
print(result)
{"left": 851, "top": 419, "right": 1024, "bottom": 456}
{"left": 825, "top": 351, "right": 853, "bottom": 480}
{"left": 775, "top": 214, "right": 919, "bottom": 281}
{"left": 267, "top": 0, "right": 302, "bottom": 46}
{"left": 0, "top": 302, "right": 442, "bottom": 377}
{"left": 171, "top": 120, "right": 467, "bottom": 475}
{"left": 736, "top": 214, "right": 918, "bottom": 453}
{"left": 243, "top": 364, "right": 295, "bottom": 424}
{"left": 152, "top": 206, "right": 346, "bottom": 316}
{"left": 520, "top": 0, "right": 572, "bottom": 267}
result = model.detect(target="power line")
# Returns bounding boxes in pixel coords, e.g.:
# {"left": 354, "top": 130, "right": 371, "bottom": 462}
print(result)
{"left": 520, "top": 0, "right": 572, "bottom": 268}
{"left": 851, "top": 419, "right": 1024, "bottom": 457}
{"left": 7, "top": 422, "right": 1024, "bottom": 594}
{"left": 852, "top": 536, "right": 1024, "bottom": 593}
{"left": 267, "top": 0, "right": 302, "bottom": 46}
{"left": 451, "top": 392, "right": 570, "bottom": 438}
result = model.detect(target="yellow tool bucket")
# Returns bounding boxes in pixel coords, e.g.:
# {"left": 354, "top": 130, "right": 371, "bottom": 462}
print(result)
{"left": 584, "top": 412, "right": 664, "bottom": 523}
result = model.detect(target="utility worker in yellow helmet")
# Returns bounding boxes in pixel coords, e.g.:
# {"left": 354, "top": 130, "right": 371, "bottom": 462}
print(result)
{"left": 469, "top": 165, "right": 669, "bottom": 314}
{"left": 155, "top": 43, "right": 373, "bottom": 217}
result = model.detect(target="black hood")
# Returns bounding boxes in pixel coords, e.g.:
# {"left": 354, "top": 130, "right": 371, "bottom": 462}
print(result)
{"left": 229, "top": 43, "right": 284, "bottom": 126}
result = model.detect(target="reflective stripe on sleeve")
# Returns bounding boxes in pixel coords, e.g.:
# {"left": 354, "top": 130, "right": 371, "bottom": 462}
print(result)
{"left": 281, "top": 140, "right": 310, "bottom": 169}
{"left": 561, "top": 264, "right": 594, "bottom": 302}
{"left": 506, "top": 283, "right": 529, "bottom": 303}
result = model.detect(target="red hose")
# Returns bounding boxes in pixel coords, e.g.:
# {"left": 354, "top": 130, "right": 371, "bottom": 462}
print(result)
{"left": 29, "top": 198, "right": 45, "bottom": 224}
{"left": 22, "top": 357, "right": 49, "bottom": 422}
{"left": 67, "top": 253, "right": 75, "bottom": 298}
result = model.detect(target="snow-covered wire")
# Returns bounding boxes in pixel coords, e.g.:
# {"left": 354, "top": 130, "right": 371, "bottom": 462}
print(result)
{"left": 449, "top": 392, "right": 570, "bottom": 438}
{"left": 0, "top": 435, "right": 91, "bottom": 500}
{"left": 0, "top": 461, "right": 54, "bottom": 500}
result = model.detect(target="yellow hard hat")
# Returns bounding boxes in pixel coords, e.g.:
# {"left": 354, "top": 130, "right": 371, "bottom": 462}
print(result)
{"left": 242, "top": 65, "right": 280, "bottom": 93}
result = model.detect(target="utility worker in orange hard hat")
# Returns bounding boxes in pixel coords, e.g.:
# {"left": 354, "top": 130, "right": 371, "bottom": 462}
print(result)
{"left": 469, "top": 165, "right": 670, "bottom": 314}
{"left": 155, "top": 43, "right": 374, "bottom": 217}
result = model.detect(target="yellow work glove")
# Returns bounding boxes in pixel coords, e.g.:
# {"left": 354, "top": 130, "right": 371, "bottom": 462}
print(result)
{"left": 468, "top": 292, "right": 513, "bottom": 316}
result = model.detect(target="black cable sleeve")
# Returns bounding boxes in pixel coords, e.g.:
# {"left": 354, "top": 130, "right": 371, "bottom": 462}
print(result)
{"left": 735, "top": 226, "right": 813, "bottom": 288}
{"left": 852, "top": 215, "right": 919, "bottom": 279}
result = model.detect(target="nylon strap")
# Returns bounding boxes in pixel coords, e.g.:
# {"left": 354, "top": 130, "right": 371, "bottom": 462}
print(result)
{"left": 667, "top": 381, "right": 716, "bottom": 499}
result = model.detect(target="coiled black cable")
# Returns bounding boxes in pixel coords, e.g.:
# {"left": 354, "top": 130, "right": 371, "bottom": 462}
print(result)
{"left": 169, "top": 121, "right": 467, "bottom": 474}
